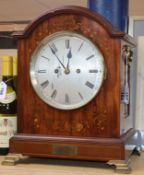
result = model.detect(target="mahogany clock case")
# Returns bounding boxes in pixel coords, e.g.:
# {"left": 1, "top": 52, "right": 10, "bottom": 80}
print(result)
{"left": 10, "top": 6, "right": 137, "bottom": 161}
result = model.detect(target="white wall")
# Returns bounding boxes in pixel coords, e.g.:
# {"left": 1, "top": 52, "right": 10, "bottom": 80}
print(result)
{"left": 135, "top": 37, "right": 144, "bottom": 130}
{"left": 129, "top": 0, "right": 144, "bottom": 16}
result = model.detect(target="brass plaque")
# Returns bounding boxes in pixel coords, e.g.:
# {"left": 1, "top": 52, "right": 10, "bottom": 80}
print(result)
{"left": 52, "top": 144, "right": 78, "bottom": 156}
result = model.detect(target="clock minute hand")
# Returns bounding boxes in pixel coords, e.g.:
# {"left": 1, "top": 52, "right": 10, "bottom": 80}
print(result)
{"left": 49, "top": 45, "right": 66, "bottom": 70}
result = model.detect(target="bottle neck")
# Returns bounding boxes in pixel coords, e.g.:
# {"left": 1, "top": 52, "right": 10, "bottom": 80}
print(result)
{"left": 1, "top": 56, "right": 13, "bottom": 76}
{"left": 2, "top": 76, "right": 14, "bottom": 87}
{"left": 12, "top": 56, "right": 17, "bottom": 77}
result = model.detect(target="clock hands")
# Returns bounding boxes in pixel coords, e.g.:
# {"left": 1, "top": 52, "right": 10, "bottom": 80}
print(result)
{"left": 49, "top": 44, "right": 73, "bottom": 75}
{"left": 49, "top": 44, "right": 66, "bottom": 71}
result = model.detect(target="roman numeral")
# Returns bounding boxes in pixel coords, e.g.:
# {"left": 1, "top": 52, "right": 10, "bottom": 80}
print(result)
{"left": 50, "top": 43, "right": 58, "bottom": 54}
{"left": 85, "top": 81, "right": 94, "bottom": 89}
{"left": 86, "top": 54, "right": 95, "bottom": 60}
{"left": 41, "top": 80, "right": 49, "bottom": 89}
{"left": 41, "top": 56, "right": 50, "bottom": 61}
{"left": 65, "top": 39, "right": 70, "bottom": 49}
{"left": 38, "top": 69, "right": 47, "bottom": 73}
{"left": 77, "top": 42, "right": 84, "bottom": 52}
{"left": 65, "top": 94, "right": 70, "bottom": 104}
{"left": 78, "top": 92, "right": 83, "bottom": 100}
{"left": 89, "top": 69, "right": 98, "bottom": 73}
{"left": 51, "top": 89, "right": 57, "bottom": 99}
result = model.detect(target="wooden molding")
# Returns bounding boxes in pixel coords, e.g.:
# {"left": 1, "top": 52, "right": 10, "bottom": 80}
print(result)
{"left": 0, "top": 23, "right": 28, "bottom": 32}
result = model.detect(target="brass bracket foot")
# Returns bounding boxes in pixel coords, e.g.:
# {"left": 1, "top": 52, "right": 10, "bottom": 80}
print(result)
{"left": 1, "top": 154, "right": 26, "bottom": 166}
{"left": 107, "top": 159, "right": 131, "bottom": 174}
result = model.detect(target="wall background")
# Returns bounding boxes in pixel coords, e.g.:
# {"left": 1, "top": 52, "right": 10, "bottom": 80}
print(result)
{"left": 129, "top": 0, "right": 144, "bottom": 16}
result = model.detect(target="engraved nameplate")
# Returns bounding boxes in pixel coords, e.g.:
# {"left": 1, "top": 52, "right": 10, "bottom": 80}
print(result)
{"left": 52, "top": 144, "right": 78, "bottom": 156}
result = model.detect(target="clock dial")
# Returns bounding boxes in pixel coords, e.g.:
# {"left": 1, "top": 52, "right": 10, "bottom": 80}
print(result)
{"left": 30, "top": 32, "right": 105, "bottom": 110}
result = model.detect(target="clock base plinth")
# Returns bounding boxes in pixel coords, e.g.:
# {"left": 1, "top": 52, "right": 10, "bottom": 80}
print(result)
{"left": 9, "top": 129, "right": 137, "bottom": 162}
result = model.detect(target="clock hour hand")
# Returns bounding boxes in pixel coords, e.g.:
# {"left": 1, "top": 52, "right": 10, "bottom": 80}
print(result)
{"left": 49, "top": 45, "right": 66, "bottom": 70}
{"left": 65, "top": 48, "right": 72, "bottom": 74}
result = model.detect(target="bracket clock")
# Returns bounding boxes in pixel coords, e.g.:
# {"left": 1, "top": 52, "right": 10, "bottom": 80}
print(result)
{"left": 8, "top": 6, "right": 138, "bottom": 171}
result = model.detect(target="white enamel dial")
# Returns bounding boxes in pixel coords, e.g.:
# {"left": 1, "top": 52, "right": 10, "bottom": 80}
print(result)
{"left": 30, "top": 32, "right": 105, "bottom": 110}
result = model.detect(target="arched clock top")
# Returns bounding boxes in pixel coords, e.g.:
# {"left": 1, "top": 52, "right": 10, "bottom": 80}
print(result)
{"left": 12, "top": 6, "right": 129, "bottom": 40}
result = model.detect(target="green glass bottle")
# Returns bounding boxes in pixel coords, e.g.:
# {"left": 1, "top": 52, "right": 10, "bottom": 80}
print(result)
{"left": 0, "top": 56, "right": 17, "bottom": 155}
